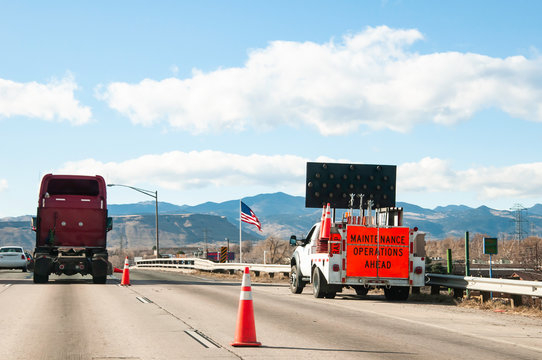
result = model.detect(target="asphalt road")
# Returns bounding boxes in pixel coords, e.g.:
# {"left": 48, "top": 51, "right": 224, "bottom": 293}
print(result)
{"left": 0, "top": 268, "right": 541, "bottom": 360}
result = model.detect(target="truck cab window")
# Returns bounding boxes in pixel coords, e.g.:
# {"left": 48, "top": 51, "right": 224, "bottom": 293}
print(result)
{"left": 46, "top": 179, "right": 100, "bottom": 196}
{"left": 306, "top": 224, "right": 320, "bottom": 245}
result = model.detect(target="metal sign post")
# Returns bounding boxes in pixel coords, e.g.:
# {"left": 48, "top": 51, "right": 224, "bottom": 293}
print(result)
{"left": 483, "top": 237, "right": 498, "bottom": 300}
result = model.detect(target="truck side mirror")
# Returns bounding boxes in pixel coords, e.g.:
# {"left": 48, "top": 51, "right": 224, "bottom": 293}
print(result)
{"left": 31, "top": 217, "right": 38, "bottom": 232}
{"left": 289, "top": 235, "right": 297, "bottom": 246}
{"left": 106, "top": 217, "right": 113, "bottom": 232}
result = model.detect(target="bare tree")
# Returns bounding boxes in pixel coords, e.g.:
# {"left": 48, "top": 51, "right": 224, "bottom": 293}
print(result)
{"left": 241, "top": 236, "right": 293, "bottom": 264}
{"left": 262, "top": 236, "right": 291, "bottom": 264}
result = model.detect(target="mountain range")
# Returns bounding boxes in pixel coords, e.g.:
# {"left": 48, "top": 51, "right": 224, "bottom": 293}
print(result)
{"left": 1, "top": 192, "right": 541, "bottom": 250}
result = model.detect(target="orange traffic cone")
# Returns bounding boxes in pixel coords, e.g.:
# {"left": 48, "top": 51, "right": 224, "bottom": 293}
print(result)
{"left": 321, "top": 203, "right": 331, "bottom": 240}
{"left": 231, "top": 267, "right": 261, "bottom": 347}
{"left": 318, "top": 205, "right": 326, "bottom": 239}
{"left": 120, "top": 257, "right": 130, "bottom": 286}
{"left": 113, "top": 267, "right": 123, "bottom": 273}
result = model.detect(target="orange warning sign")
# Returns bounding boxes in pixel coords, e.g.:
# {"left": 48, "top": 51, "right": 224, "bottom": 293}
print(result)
{"left": 345, "top": 226, "right": 409, "bottom": 278}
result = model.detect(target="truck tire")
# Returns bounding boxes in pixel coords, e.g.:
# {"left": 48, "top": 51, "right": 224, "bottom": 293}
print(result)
{"left": 384, "top": 286, "right": 409, "bottom": 301}
{"left": 33, "top": 273, "right": 49, "bottom": 284}
{"left": 289, "top": 264, "right": 305, "bottom": 294}
{"left": 22, "top": 266, "right": 28, "bottom": 273}
{"left": 92, "top": 275, "right": 107, "bottom": 284}
{"left": 312, "top": 267, "right": 327, "bottom": 298}
{"left": 353, "top": 286, "right": 369, "bottom": 296}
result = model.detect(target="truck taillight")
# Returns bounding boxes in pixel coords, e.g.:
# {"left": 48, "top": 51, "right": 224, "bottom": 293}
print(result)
{"left": 332, "top": 264, "right": 340, "bottom": 272}
{"left": 414, "top": 266, "right": 423, "bottom": 275}
{"left": 21, "top": 255, "right": 25, "bottom": 260}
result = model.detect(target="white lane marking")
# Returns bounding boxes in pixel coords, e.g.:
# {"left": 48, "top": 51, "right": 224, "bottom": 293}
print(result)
{"left": 184, "top": 330, "right": 220, "bottom": 348}
{"left": 136, "top": 296, "right": 153, "bottom": 304}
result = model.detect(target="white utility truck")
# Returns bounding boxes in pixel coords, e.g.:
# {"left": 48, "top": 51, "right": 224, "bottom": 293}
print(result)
{"left": 289, "top": 162, "right": 426, "bottom": 300}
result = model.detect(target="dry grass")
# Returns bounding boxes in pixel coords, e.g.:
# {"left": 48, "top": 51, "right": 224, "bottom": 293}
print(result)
{"left": 408, "top": 292, "right": 458, "bottom": 304}
{"left": 458, "top": 296, "right": 542, "bottom": 318}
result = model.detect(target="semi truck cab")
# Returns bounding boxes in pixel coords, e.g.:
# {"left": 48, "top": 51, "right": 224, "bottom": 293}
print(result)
{"left": 32, "top": 174, "right": 113, "bottom": 283}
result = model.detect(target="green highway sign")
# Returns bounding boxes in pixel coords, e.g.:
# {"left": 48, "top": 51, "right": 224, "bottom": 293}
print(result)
{"left": 483, "top": 237, "right": 498, "bottom": 255}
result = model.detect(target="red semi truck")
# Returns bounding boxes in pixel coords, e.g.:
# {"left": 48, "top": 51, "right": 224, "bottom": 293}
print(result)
{"left": 32, "top": 174, "right": 113, "bottom": 283}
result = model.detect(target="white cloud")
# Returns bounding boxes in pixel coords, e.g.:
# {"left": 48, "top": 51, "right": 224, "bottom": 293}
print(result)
{"left": 170, "top": 65, "right": 179, "bottom": 76}
{"left": 57, "top": 152, "right": 542, "bottom": 204}
{"left": 398, "top": 157, "right": 457, "bottom": 192}
{"left": 0, "top": 74, "right": 91, "bottom": 124}
{"left": 398, "top": 157, "right": 542, "bottom": 200}
{"left": 0, "top": 179, "right": 7, "bottom": 192}
{"left": 57, "top": 151, "right": 313, "bottom": 191}
{"left": 99, "top": 26, "right": 542, "bottom": 135}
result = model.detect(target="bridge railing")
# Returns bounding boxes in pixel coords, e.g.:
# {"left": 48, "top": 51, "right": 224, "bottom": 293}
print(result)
{"left": 427, "top": 273, "right": 542, "bottom": 298}
{"left": 134, "top": 257, "right": 290, "bottom": 275}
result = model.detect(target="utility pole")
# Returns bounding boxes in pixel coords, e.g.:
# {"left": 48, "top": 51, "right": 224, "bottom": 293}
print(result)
{"left": 119, "top": 233, "right": 126, "bottom": 257}
{"left": 465, "top": 231, "right": 470, "bottom": 276}
{"left": 204, "top": 228, "right": 208, "bottom": 258}
{"left": 226, "top": 237, "right": 229, "bottom": 263}
{"left": 536, "top": 243, "right": 540, "bottom": 270}
{"left": 510, "top": 204, "right": 528, "bottom": 241}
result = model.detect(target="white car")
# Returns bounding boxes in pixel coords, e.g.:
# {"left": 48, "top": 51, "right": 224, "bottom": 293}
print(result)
{"left": 0, "top": 246, "right": 28, "bottom": 272}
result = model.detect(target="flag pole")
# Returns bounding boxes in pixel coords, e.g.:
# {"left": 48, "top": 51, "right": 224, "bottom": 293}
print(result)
{"left": 239, "top": 200, "right": 242, "bottom": 263}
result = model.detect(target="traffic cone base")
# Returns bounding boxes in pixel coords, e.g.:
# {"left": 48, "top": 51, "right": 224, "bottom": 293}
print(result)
{"left": 231, "top": 267, "right": 261, "bottom": 347}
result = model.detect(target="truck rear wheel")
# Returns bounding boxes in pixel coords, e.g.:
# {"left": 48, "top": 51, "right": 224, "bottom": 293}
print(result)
{"left": 384, "top": 286, "right": 409, "bottom": 301}
{"left": 290, "top": 264, "right": 305, "bottom": 294}
{"left": 92, "top": 275, "right": 107, "bottom": 284}
{"left": 312, "top": 267, "right": 327, "bottom": 298}
{"left": 33, "top": 273, "right": 49, "bottom": 284}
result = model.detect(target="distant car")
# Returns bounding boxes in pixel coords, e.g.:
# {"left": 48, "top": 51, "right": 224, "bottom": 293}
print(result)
{"left": 24, "top": 251, "right": 34, "bottom": 271}
{"left": 0, "top": 246, "right": 28, "bottom": 272}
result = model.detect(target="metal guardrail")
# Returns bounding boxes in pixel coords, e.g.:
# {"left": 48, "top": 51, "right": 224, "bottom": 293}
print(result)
{"left": 427, "top": 273, "right": 542, "bottom": 298}
{"left": 135, "top": 257, "right": 291, "bottom": 274}
{"left": 134, "top": 262, "right": 541, "bottom": 298}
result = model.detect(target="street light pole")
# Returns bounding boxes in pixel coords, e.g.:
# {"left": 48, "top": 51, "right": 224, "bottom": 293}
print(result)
{"left": 107, "top": 183, "right": 159, "bottom": 258}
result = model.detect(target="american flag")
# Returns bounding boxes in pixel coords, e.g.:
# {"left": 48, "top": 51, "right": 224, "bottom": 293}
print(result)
{"left": 240, "top": 201, "right": 262, "bottom": 231}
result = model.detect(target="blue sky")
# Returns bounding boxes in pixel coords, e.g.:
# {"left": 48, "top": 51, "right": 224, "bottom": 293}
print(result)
{"left": 1, "top": 1, "right": 542, "bottom": 218}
